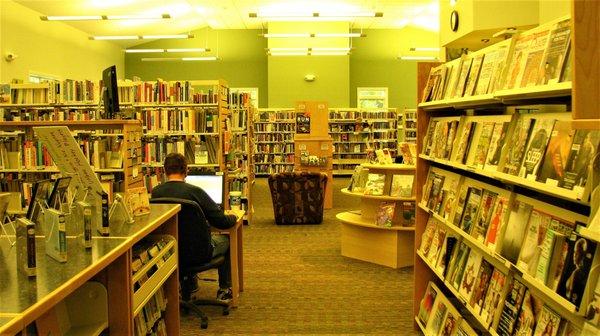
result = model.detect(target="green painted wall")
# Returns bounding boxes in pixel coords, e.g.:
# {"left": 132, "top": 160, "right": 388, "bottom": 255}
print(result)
{"left": 0, "top": 0, "right": 124, "bottom": 82}
{"left": 268, "top": 56, "right": 349, "bottom": 108}
{"left": 350, "top": 28, "right": 438, "bottom": 109}
{"left": 125, "top": 28, "right": 268, "bottom": 107}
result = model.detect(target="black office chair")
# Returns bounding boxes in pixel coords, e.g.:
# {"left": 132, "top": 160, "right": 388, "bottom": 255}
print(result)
{"left": 150, "top": 197, "right": 229, "bottom": 329}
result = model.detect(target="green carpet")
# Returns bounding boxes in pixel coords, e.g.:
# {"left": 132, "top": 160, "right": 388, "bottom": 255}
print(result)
{"left": 180, "top": 177, "right": 418, "bottom": 335}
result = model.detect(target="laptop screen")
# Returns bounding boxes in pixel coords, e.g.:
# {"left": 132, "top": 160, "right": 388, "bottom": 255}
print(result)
{"left": 185, "top": 174, "right": 224, "bottom": 206}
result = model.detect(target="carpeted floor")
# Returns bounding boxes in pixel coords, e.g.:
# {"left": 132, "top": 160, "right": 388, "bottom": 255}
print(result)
{"left": 180, "top": 177, "right": 418, "bottom": 335}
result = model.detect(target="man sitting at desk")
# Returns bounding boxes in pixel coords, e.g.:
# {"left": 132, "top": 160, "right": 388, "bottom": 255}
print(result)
{"left": 151, "top": 152, "right": 237, "bottom": 302}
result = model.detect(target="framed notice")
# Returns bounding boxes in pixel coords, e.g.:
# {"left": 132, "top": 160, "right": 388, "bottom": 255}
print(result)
{"left": 296, "top": 113, "right": 311, "bottom": 134}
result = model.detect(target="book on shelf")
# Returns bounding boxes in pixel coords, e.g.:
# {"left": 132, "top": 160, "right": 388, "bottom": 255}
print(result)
{"left": 484, "top": 196, "right": 510, "bottom": 251}
{"left": 363, "top": 173, "right": 386, "bottom": 196}
{"left": 469, "top": 259, "right": 494, "bottom": 313}
{"left": 516, "top": 210, "right": 552, "bottom": 275}
{"left": 534, "top": 222, "right": 567, "bottom": 284}
{"left": 458, "top": 249, "right": 483, "bottom": 303}
{"left": 418, "top": 282, "right": 439, "bottom": 326}
{"left": 440, "top": 310, "right": 459, "bottom": 336}
{"left": 502, "top": 116, "right": 535, "bottom": 176}
{"left": 561, "top": 130, "right": 600, "bottom": 191}
{"left": 390, "top": 174, "right": 414, "bottom": 198}
{"left": 539, "top": 18, "right": 571, "bottom": 85}
{"left": 519, "top": 29, "right": 552, "bottom": 88}
{"left": 496, "top": 277, "right": 527, "bottom": 335}
{"left": 442, "top": 62, "right": 460, "bottom": 100}
{"left": 454, "top": 58, "right": 473, "bottom": 98}
{"left": 426, "top": 227, "right": 446, "bottom": 265}
{"left": 469, "top": 122, "right": 495, "bottom": 168}
{"left": 420, "top": 217, "right": 438, "bottom": 257}
{"left": 504, "top": 32, "right": 538, "bottom": 90}
{"left": 556, "top": 233, "right": 597, "bottom": 308}
{"left": 401, "top": 201, "right": 416, "bottom": 227}
{"left": 427, "top": 298, "right": 449, "bottom": 335}
{"left": 399, "top": 142, "right": 416, "bottom": 165}
{"left": 376, "top": 202, "right": 395, "bottom": 227}
{"left": 480, "top": 268, "right": 507, "bottom": 328}
{"left": 463, "top": 54, "right": 485, "bottom": 97}
{"left": 533, "top": 305, "right": 561, "bottom": 336}
{"left": 458, "top": 187, "right": 482, "bottom": 235}
{"left": 513, "top": 289, "right": 543, "bottom": 336}
{"left": 500, "top": 201, "right": 534, "bottom": 264}
{"left": 456, "top": 318, "right": 478, "bottom": 336}
{"left": 537, "top": 121, "right": 575, "bottom": 185}
{"left": 447, "top": 241, "right": 471, "bottom": 290}
{"left": 454, "top": 121, "right": 475, "bottom": 164}
{"left": 520, "top": 118, "right": 556, "bottom": 179}
{"left": 16, "top": 216, "right": 36, "bottom": 277}
{"left": 470, "top": 189, "right": 498, "bottom": 243}
{"left": 484, "top": 121, "right": 511, "bottom": 172}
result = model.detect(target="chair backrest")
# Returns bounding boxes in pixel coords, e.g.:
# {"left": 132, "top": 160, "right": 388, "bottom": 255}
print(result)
{"left": 149, "top": 197, "right": 213, "bottom": 268}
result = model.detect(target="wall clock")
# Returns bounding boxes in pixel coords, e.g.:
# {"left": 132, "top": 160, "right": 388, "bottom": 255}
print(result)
{"left": 450, "top": 10, "right": 459, "bottom": 32}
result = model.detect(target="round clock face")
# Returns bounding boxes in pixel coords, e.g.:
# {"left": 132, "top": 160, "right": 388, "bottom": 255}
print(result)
{"left": 450, "top": 10, "right": 459, "bottom": 32}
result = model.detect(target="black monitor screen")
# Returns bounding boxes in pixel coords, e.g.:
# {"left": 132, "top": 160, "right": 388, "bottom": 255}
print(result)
{"left": 102, "top": 65, "right": 119, "bottom": 118}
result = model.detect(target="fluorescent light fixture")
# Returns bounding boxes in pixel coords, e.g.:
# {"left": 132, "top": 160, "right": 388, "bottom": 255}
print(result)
{"left": 166, "top": 48, "right": 209, "bottom": 53}
{"left": 141, "top": 57, "right": 218, "bottom": 61}
{"left": 311, "top": 47, "right": 351, "bottom": 51}
{"left": 398, "top": 56, "right": 438, "bottom": 61}
{"left": 310, "top": 51, "right": 349, "bottom": 56}
{"left": 142, "top": 34, "right": 192, "bottom": 39}
{"left": 269, "top": 52, "right": 309, "bottom": 56}
{"left": 91, "top": 35, "right": 139, "bottom": 40}
{"left": 41, "top": 14, "right": 170, "bottom": 21}
{"left": 313, "top": 33, "right": 364, "bottom": 38}
{"left": 92, "top": 34, "right": 194, "bottom": 40}
{"left": 410, "top": 47, "right": 440, "bottom": 52}
{"left": 182, "top": 57, "right": 217, "bottom": 61}
{"left": 250, "top": 12, "right": 382, "bottom": 18}
{"left": 263, "top": 33, "right": 311, "bottom": 38}
{"left": 268, "top": 48, "right": 310, "bottom": 52}
{"left": 125, "top": 49, "right": 164, "bottom": 53}
{"left": 41, "top": 15, "right": 102, "bottom": 21}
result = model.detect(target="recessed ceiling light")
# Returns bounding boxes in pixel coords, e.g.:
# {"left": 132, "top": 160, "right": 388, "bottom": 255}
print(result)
{"left": 91, "top": 34, "right": 194, "bottom": 41}
{"left": 141, "top": 56, "right": 218, "bottom": 61}
{"left": 249, "top": 11, "right": 382, "bottom": 18}
{"left": 141, "top": 34, "right": 193, "bottom": 39}
{"left": 398, "top": 55, "right": 438, "bottom": 61}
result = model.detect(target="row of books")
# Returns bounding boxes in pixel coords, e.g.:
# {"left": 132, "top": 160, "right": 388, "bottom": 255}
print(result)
{"left": 421, "top": 166, "right": 596, "bottom": 310}
{"left": 2, "top": 108, "right": 96, "bottom": 122}
{"left": 129, "top": 80, "right": 220, "bottom": 105}
{"left": 333, "top": 144, "right": 366, "bottom": 154}
{"left": 229, "top": 106, "right": 249, "bottom": 130}
{"left": 254, "top": 143, "right": 294, "bottom": 154}
{"left": 254, "top": 153, "right": 294, "bottom": 164}
{"left": 133, "top": 288, "right": 168, "bottom": 336}
{"left": 254, "top": 133, "right": 294, "bottom": 142}
{"left": 255, "top": 123, "right": 295, "bottom": 132}
{"left": 135, "top": 108, "right": 219, "bottom": 134}
{"left": 348, "top": 167, "right": 415, "bottom": 198}
{"left": 254, "top": 164, "right": 294, "bottom": 174}
{"left": 422, "top": 109, "right": 599, "bottom": 200}
{"left": 331, "top": 132, "right": 369, "bottom": 143}
{"left": 132, "top": 237, "right": 175, "bottom": 290}
{"left": 422, "top": 17, "right": 571, "bottom": 102}
{"left": 141, "top": 136, "right": 218, "bottom": 165}
{"left": 229, "top": 91, "right": 252, "bottom": 107}
{"left": 419, "top": 216, "right": 593, "bottom": 336}
{"left": 328, "top": 109, "right": 396, "bottom": 120}
{"left": 255, "top": 110, "right": 295, "bottom": 122}
{"left": 375, "top": 201, "right": 415, "bottom": 227}
{"left": 4, "top": 80, "right": 97, "bottom": 105}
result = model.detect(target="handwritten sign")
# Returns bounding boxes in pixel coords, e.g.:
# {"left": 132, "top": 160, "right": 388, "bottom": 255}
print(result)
{"left": 33, "top": 126, "right": 104, "bottom": 200}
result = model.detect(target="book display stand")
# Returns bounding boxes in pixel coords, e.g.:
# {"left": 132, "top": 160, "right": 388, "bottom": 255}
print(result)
{"left": 337, "top": 163, "right": 416, "bottom": 268}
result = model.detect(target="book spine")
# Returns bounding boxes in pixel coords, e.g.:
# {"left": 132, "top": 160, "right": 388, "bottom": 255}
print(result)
{"left": 58, "top": 213, "right": 67, "bottom": 258}
{"left": 26, "top": 221, "right": 36, "bottom": 271}
{"left": 99, "top": 192, "right": 110, "bottom": 236}
{"left": 83, "top": 205, "right": 92, "bottom": 248}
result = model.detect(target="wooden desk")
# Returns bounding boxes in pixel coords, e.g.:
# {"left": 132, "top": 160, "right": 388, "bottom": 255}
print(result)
{"left": 214, "top": 212, "right": 244, "bottom": 307}
{"left": 0, "top": 204, "right": 181, "bottom": 335}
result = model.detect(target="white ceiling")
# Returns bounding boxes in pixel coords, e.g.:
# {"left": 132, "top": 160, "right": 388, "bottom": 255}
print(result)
{"left": 15, "top": 0, "right": 439, "bottom": 45}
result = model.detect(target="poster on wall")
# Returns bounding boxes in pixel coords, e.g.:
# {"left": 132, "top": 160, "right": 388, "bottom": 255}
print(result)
{"left": 296, "top": 112, "right": 311, "bottom": 134}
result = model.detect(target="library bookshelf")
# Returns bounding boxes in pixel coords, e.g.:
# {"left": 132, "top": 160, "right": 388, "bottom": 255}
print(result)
{"left": 253, "top": 108, "right": 296, "bottom": 176}
{"left": 338, "top": 163, "right": 416, "bottom": 268}
{"left": 413, "top": 5, "right": 600, "bottom": 335}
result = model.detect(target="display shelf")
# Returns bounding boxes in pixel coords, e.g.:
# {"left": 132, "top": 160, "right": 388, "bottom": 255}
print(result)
{"left": 494, "top": 81, "right": 572, "bottom": 101}
{"left": 132, "top": 237, "right": 177, "bottom": 315}
{"left": 578, "top": 227, "right": 600, "bottom": 243}
{"left": 341, "top": 188, "right": 415, "bottom": 201}
{"left": 337, "top": 212, "right": 415, "bottom": 231}
{"left": 418, "top": 154, "right": 589, "bottom": 205}
{"left": 418, "top": 93, "right": 499, "bottom": 110}
{"left": 133, "top": 103, "right": 218, "bottom": 108}
{"left": 414, "top": 317, "right": 427, "bottom": 335}
{"left": 361, "top": 163, "right": 415, "bottom": 171}
{"left": 64, "top": 323, "right": 108, "bottom": 336}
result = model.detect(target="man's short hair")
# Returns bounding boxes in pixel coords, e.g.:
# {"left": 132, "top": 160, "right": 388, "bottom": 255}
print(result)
{"left": 164, "top": 153, "right": 187, "bottom": 175}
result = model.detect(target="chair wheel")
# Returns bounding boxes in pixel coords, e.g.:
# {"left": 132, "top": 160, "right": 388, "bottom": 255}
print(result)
{"left": 222, "top": 307, "right": 230, "bottom": 316}
{"left": 201, "top": 321, "right": 208, "bottom": 329}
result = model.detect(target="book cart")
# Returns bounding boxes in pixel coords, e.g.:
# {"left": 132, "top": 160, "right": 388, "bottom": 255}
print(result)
{"left": 337, "top": 163, "right": 416, "bottom": 268}
{"left": 414, "top": 5, "right": 600, "bottom": 336}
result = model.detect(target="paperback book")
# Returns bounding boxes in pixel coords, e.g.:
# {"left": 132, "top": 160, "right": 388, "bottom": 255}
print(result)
{"left": 390, "top": 174, "right": 414, "bottom": 198}
{"left": 503, "top": 117, "right": 535, "bottom": 176}
{"left": 436, "top": 235, "right": 458, "bottom": 276}
{"left": 539, "top": 18, "right": 571, "bottom": 85}
{"left": 418, "top": 282, "right": 439, "bottom": 325}
{"left": 459, "top": 187, "right": 482, "bottom": 234}
{"left": 454, "top": 58, "right": 473, "bottom": 98}
{"left": 376, "top": 202, "right": 395, "bottom": 228}
{"left": 471, "top": 122, "right": 495, "bottom": 168}
{"left": 427, "top": 299, "right": 448, "bottom": 335}
{"left": 450, "top": 244, "right": 472, "bottom": 290}
{"left": 537, "top": 121, "right": 575, "bottom": 185}
{"left": 469, "top": 259, "right": 494, "bottom": 313}
{"left": 426, "top": 227, "right": 447, "bottom": 265}
{"left": 500, "top": 201, "right": 534, "bottom": 264}
{"left": 520, "top": 118, "right": 556, "bottom": 179}
{"left": 556, "top": 233, "right": 597, "bottom": 307}
{"left": 519, "top": 29, "right": 552, "bottom": 88}
{"left": 561, "top": 130, "right": 600, "bottom": 191}
{"left": 484, "top": 196, "right": 510, "bottom": 251}
{"left": 533, "top": 305, "right": 561, "bottom": 336}
{"left": 471, "top": 189, "right": 498, "bottom": 243}
{"left": 496, "top": 278, "right": 527, "bottom": 336}
{"left": 363, "top": 173, "right": 386, "bottom": 196}
{"left": 463, "top": 55, "right": 485, "bottom": 97}
{"left": 454, "top": 122, "right": 475, "bottom": 164}
{"left": 439, "top": 310, "right": 459, "bottom": 336}
{"left": 535, "top": 221, "right": 568, "bottom": 285}
{"left": 484, "top": 122, "right": 511, "bottom": 171}
{"left": 458, "top": 250, "right": 483, "bottom": 303}
{"left": 480, "top": 269, "right": 507, "bottom": 327}
{"left": 513, "top": 289, "right": 542, "bottom": 336}
{"left": 420, "top": 217, "right": 438, "bottom": 257}
{"left": 516, "top": 210, "right": 552, "bottom": 275}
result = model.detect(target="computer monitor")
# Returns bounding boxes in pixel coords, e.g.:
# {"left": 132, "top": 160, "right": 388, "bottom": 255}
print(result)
{"left": 185, "top": 174, "right": 224, "bottom": 207}
{"left": 102, "top": 65, "right": 119, "bottom": 119}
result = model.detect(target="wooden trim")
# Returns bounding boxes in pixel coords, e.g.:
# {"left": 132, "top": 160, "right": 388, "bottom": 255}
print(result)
{"left": 572, "top": 0, "right": 600, "bottom": 119}
{"left": 107, "top": 252, "right": 133, "bottom": 335}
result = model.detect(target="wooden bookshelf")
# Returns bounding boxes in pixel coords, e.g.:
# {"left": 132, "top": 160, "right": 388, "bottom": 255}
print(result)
{"left": 338, "top": 163, "right": 416, "bottom": 268}
{"left": 253, "top": 108, "right": 296, "bottom": 176}
{"left": 413, "top": 8, "right": 599, "bottom": 335}
{"left": 328, "top": 108, "right": 399, "bottom": 175}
